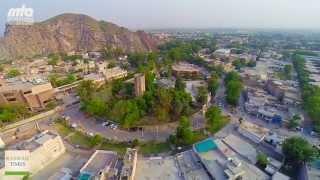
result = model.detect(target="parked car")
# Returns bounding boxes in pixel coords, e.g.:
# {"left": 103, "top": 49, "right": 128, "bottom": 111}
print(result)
{"left": 71, "top": 123, "right": 77, "bottom": 128}
{"left": 102, "top": 122, "right": 110, "bottom": 127}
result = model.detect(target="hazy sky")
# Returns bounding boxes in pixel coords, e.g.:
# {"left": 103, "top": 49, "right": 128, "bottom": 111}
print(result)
{"left": 1, "top": 0, "right": 320, "bottom": 34}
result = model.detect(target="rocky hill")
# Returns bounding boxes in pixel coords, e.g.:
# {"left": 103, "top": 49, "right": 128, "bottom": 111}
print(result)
{"left": 0, "top": 13, "right": 164, "bottom": 60}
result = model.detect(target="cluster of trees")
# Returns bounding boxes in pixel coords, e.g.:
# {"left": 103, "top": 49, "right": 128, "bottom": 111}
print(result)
{"left": 169, "top": 116, "right": 195, "bottom": 145}
{"left": 282, "top": 136, "right": 319, "bottom": 174}
{"left": 292, "top": 54, "right": 320, "bottom": 131}
{"left": 288, "top": 114, "right": 301, "bottom": 129}
{"left": 0, "top": 103, "right": 29, "bottom": 125}
{"left": 158, "top": 39, "right": 217, "bottom": 68}
{"left": 47, "top": 53, "right": 60, "bottom": 66}
{"left": 277, "top": 64, "right": 292, "bottom": 80}
{"left": 127, "top": 52, "right": 157, "bottom": 72}
{"left": 232, "top": 59, "right": 256, "bottom": 70}
{"left": 208, "top": 73, "right": 220, "bottom": 96}
{"left": 78, "top": 74, "right": 193, "bottom": 128}
{"left": 7, "top": 69, "right": 21, "bottom": 78}
{"left": 225, "top": 72, "right": 243, "bottom": 106}
{"left": 49, "top": 74, "right": 78, "bottom": 87}
{"left": 205, "top": 106, "right": 229, "bottom": 133}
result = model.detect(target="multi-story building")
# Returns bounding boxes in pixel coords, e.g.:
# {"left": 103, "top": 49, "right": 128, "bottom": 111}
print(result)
{"left": 134, "top": 73, "right": 145, "bottom": 97}
{"left": 0, "top": 79, "right": 54, "bottom": 111}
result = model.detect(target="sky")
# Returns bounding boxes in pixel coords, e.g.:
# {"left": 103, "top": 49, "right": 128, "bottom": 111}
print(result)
{"left": 1, "top": 0, "right": 320, "bottom": 35}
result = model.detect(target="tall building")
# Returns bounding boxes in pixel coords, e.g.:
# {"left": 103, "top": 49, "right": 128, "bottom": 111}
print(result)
{"left": 134, "top": 73, "right": 146, "bottom": 97}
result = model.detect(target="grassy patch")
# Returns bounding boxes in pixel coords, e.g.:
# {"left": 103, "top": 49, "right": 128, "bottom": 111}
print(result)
{"left": 54, "top": 122, "right": 72, "bottom": 137}
{"left": 139, "top": 141, "right": 171, "bottom": 155}
{"left": 98, "top": 140, "right": 129, "bottom": 156}
{"left": 207, "top": 117, "right": 230, "bottom": 134}
{"left": 67, "top": 132, "right": 94, "bottom": 149}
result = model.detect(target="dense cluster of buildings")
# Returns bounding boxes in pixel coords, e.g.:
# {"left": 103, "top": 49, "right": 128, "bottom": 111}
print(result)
{"left": 241, "top": 57, "right": 302, "bottom": 125}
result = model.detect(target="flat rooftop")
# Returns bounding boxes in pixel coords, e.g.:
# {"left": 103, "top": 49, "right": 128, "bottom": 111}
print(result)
{"left": 0, "top": 78, "right": 50, "bottom": 92}
{"left": 176, "top": 150, "right": 211, "bottom": 180}
{"left": 80, "top": 150, "right": 118, "bottom": 177}
{"left": 195, "top": 138, "right": 269, "bottom": 180}
{"left": 10, "top": 131, "right": 58, "bottom": 152}
{"left": 223, "top": 134, "right": 257, "bottom": 164}
{"left": 239, "top": 121, "right": 269, "bottom": 139}
{"left": 135, "top": 156, "right": 182, "bottom": 180}
{"left": 172, "top": 62, "right": 201, "bottom": 72}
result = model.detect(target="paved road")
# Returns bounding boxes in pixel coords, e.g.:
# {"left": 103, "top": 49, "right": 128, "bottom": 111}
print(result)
{"left": 62, "top": 104, "right": 174, "bottom": 142}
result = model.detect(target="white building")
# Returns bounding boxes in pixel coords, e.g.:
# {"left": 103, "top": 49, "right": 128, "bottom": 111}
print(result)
{"left": 1, "top": 131, "right": 65, "bottom": 177}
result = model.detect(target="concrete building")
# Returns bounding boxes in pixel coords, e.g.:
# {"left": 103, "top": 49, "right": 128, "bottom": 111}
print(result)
{"left": 0, "top": 79, "right": 54, "bottom": 111}
{"left": 1, "top": 131, "right": 65, "bottom": 177}
{"left": 83, "top": 73, "right": 106, "bottom": 87}
{"left": 213, "top": 49, "right": 231, "bottom": 59}
{"left": 78, "top": 150, "right": 118, "bottom": 180}
{"left": 134, "top": 73, "right": 146, "bottom": 97}
{"left": 49, "top": 168, "right": 72, "bottom": 180}
{"left": 120, "top": 148, "right": 137, "bottom": 180}
{"left": 238, "top": 121, "right": 269, "bottom": 144}
{"left": 193, "top": 138, "right": 269, "bottom": 180}
{"left": 172, "top": 62, "right": 201, "bottom": 78}
{"left": 135, "top": 156, "right": 182, "bottom": 180}
{"left": 104, "top": 67, "right": 128, "bottom": 81}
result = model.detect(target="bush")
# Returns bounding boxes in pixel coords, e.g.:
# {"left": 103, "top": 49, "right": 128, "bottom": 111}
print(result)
{"left": 257, "top": 153, "right": 268, "bottom": 169}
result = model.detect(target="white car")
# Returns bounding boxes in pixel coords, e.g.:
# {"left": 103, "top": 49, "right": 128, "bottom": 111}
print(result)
{"left": 71, "top": 123, "right": 77, "bottom": 128}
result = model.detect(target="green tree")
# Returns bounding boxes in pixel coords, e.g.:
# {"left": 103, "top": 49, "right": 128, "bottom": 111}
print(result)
{"left": 197, "top": 86, "right": 208, "bottom": 105}
{"left": 0, "top": 103, "right": 29, "bottom": 124}
{"left": 154, "top": 89, "right": 172, "bottom": 122}
{"left": 284, "top": 64, "right": 292, "bottom": 76}
{"left": 226, "top": 81, "right": 243, "bottom": 106}
{"left": 77, "top": 80, "right": 97, "bottom": 102}
{"left": 282, "top": 137, "right": 318, "bottom": 168}
{"left": 205, "top": 106, "right": 227, "bottom": 133}
{"left": 175, "top": 77, "right": 186, "bottom": 91}
{"left": 225, "top": 72, "right": 243, "bottom": 106}
{"left": 176, "top": 116, "right": 194, "bottom": 145}
{"left": 257, "top": 153, "right": 268, "bottom": 169}
{"left": 90, "top": 134, "right": 103, "bottom": 146}
{"left": 83, "top": 97, "right": 108, "bottom": 117}
{"left": 172, "top": 90, "right": 192, "bottom": 118}
{"left": 208, "top": 74, "right": 220, "bottom": 95}
{"left": 48, "top": 55, "right": 59, "bottom": 66}
{"left": 288, "top": 114, "right": 301, "bottom": 129}
{"left": 7, "top": 69, "right": 21, "bottom": 78}
{"left": 111, "top": 100, "right": 141, "bottom": 128}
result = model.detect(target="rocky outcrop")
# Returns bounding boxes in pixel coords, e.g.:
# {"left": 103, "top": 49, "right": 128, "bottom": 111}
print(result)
{"left": 0, "top": 13, "right": 164, "bottom": 59}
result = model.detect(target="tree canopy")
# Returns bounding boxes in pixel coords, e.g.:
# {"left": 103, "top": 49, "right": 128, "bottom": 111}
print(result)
{"left": 282, "top": 137, "right": 318, "bottom": 168}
